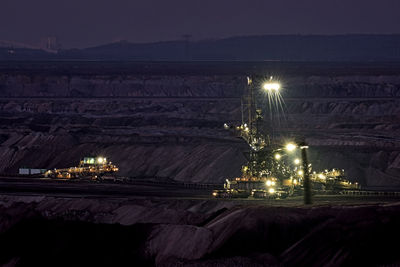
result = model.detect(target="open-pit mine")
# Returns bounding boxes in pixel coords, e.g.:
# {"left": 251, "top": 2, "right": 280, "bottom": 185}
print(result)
{"left": 1, "top": 62, "right": 400, "bottom": 266}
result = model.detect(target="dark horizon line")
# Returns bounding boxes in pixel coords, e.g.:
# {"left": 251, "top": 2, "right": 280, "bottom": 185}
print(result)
{"left": 2, "top": 33, "right": 400, "bottom": 50}
{"left": 85, "top": 33, "right": 400, "bottom": 49}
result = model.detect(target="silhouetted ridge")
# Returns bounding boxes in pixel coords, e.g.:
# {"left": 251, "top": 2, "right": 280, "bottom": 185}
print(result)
{"left": 1, "top": 35, "right": 400, "bottom": 61}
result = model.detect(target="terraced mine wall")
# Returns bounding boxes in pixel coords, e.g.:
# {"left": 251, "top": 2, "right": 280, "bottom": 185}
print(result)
{"left": 0, "top": 65, "right": 400, "bottom": 187}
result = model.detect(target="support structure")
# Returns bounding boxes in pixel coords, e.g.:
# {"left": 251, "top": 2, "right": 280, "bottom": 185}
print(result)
{"left": 300, "top": 142, "right": 312, "bottom": 204}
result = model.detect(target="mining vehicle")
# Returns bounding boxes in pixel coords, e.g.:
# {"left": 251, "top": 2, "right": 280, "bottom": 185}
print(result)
{"left": 212, "top": 189, "right": 250, "bottom": 198}
{"left": 213, "top": 76, "right": 359, "bottom": 199}
{"left": 44, "top": 157, "right": 119, "bottom": 180}
{"left": 310, "top": 169, "right": 360, "bottom": 192}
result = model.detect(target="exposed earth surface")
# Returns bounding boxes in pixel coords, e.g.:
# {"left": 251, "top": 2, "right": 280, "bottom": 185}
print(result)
{"left": 1, "top": 62, "right": 400, "bottom": 187}
{"left": 1, "top": 191, "right": 400, "bottom": 266}
{"left": 1, "top": 61, "right": 400, "bottom": 266}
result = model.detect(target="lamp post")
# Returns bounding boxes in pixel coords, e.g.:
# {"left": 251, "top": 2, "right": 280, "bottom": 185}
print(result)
{"left": 300, "top": 142, "right": 312, "bottom": 204}
{"left": 279, "top": 141, "right": 312, "bottom": 204}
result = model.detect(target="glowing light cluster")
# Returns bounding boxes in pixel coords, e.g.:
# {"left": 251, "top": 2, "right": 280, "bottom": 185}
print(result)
{"left": 97, "top": 157, "right": 106, "bottom": 164}
{"left": 269, "top": 188, "right": 275, "bottom": 194}
{"left": 285, "top": 143, "right": 297, "bottom": 152}
{"left": 263, "top": 82, "right": 281, "bottom": 92}
{"left": 266, "top": 179, "right": 276, "bottom": 187}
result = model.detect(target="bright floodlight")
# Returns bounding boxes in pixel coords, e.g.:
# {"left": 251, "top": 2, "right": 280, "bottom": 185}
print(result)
{"left": 274, "top": 153, "right": 281, "bottom": 160}
{"left": 269, "top": 188, "right": 275, "bottom": 194}
{"left": 97, "top": 157, "right": 104, "bottom": 164}
{"left": 263, "top": 82, "right": 281, "bottom": 92}
{"left": 285, "top": 143, "right": 297, "bottom": 152}
{"left": 294, "top": 158, "right": 300, "bottom": 165}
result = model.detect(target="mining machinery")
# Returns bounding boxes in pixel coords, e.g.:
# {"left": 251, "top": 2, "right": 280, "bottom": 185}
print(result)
{"left": 44, "top": 157, "right": 119, "bottom": 180}
{"left": 213, "top": 76, "right": 359, "bottom": 199}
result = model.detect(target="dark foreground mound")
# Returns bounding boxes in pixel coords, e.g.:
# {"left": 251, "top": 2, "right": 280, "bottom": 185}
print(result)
{"left": 1, "top": 196, "right": 400, "bottom": 266}
{"left": 0, "top": 219, "right": 154, "bottom": 266}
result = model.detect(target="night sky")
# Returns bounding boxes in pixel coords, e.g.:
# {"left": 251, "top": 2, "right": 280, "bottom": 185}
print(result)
{"left": 1, "top": 0, "right": 400, "bottom": 48}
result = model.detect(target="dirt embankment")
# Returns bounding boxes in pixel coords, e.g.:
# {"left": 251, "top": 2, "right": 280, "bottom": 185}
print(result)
{"left": 1, "top": 196, "right": 400, "bottom": 266}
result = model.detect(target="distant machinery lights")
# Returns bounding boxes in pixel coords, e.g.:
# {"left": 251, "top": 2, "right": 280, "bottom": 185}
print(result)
{"left": 266, "top": 179, "right": 276, "bottom": 187}
{"left": 263, "top": 82, "right": 281, "bottom": 92}
{"left": 280, "top": 141, "right": 312, "bottom": 204}
{"left": 273, "top": 142, "right": 297, "bottom": 155}
{"left": 285, "top": 143, "right": 297, "bottom": 152}
{"left": 247, "top": 75, "right": 281, "bottom": 92}
{"left": 97, "top": 157, "right": 107, "bottom": 164}
{"left": 262, "top": 76, "right": 281, "bottom": 92}
{"left": 268, "top": 188, "right": 275, "bottom": 194}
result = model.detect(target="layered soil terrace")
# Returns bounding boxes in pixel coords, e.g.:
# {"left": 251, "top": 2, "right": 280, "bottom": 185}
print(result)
{"left": 0, "top": 62, "right": 400, "bottom": 186}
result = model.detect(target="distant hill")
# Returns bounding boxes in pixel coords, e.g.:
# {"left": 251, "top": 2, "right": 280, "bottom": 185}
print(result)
{"left": 0, "top": 47, "right": 55, "bottom": 60}
{"left": 2, "top": 35, "right": 400, "bottom": 61}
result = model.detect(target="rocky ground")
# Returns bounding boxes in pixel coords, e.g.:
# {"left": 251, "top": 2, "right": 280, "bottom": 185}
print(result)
{"left": 1, "top": 195, "right": 400, "bottom": 266}
{"left": 0, "top": 62, "right": 400, "bottom": 187}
